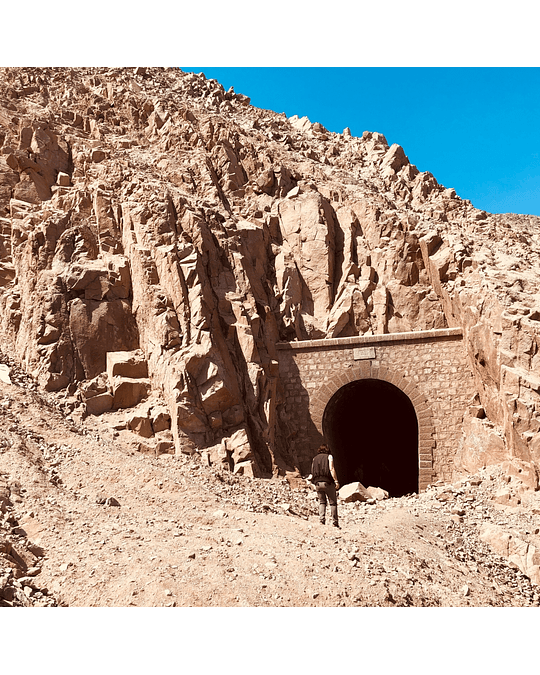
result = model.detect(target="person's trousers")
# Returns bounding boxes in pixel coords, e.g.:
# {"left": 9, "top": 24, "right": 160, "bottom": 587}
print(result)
{"left": 315, "top": 481, "right": 338, "bottom": 526}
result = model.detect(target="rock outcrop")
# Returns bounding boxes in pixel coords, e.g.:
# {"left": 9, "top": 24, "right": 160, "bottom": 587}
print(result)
{"left": 0, "top": 67, "right": 539, "bottom": 484}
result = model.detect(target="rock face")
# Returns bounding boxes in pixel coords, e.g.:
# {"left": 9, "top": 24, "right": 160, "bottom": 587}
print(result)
{"left": 0, "top": 67, "right": 539, "bottom": 484}
{"left": 480, "top": 522, "right": 540, "bottom": 586}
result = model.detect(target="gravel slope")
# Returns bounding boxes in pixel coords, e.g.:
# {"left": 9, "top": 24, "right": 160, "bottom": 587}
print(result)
{"left": 2, "top": 356, "right": 540, "bottom": 609}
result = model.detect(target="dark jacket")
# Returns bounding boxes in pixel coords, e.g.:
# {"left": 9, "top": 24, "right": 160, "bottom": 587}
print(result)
{"left": 311, "top": 453, "right": 335, "bottom": 485}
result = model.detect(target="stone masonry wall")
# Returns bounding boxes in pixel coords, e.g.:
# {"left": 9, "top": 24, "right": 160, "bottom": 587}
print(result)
{"left": 277, "top": 328, "right": 475, "bottom": 489}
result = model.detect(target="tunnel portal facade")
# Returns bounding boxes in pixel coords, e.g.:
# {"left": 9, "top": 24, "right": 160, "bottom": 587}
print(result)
{"left": 277, "top": 328, "right": 476, "bottom": 492}
{"left": 322, "top": 378, "right": 419, "bottom": 497}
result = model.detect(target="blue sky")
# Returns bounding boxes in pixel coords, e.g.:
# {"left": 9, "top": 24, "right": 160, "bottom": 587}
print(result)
{"left": 182, "top": 68, "right": 540, "bottom": 217}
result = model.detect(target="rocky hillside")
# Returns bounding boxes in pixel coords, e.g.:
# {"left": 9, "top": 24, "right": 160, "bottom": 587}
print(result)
{"left": 0, "top": 67, "right": 539, "bottom": 484}
{"left": 2, "top": 353, "right": 540, "bottom": 608}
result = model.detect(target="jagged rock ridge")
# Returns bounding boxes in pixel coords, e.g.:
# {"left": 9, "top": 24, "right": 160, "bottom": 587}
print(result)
{"left": 0, "top": 67, "right": 539, "bottom": 484}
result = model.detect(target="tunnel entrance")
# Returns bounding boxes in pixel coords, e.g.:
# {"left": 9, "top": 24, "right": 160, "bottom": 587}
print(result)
{"left": 322, "top": 378, "right": 418, "bottom": 497}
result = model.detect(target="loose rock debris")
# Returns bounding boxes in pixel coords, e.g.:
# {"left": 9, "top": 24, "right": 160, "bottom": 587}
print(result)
{"left": 1, "top": 364, "right": 540, "bottom": 607}
{"left": 0, "top": 68, "right": 538, "bottom": 611}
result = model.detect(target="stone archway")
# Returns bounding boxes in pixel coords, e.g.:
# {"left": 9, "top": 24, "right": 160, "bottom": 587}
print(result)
{"left": 310, "top": 362, "right": 435, "bottom": 492}
{"left": 322, "top": 378, "right": 418, "bottom": 496}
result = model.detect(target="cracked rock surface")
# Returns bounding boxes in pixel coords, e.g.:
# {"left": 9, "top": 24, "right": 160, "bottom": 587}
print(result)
{"left": 1, "top": 357, "right": 539, "bottom": 607}
{"left": 1, "top": 68, "right": 540, "bottom": 608}
{"left": 0, "top": 67, "right": 539, "bottom": 482}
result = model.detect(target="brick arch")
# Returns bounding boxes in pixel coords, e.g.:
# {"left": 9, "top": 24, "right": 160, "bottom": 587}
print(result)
{"left": 309, "top": 361, "right": 434, "bottom": 491}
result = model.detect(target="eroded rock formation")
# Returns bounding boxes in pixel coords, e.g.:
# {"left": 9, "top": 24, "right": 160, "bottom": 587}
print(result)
{"left": 0, "top": 67, "right": 539, "bottom": 483}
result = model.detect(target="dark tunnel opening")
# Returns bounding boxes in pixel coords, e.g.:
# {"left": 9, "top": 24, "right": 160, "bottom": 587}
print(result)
{"left": 322, "top": 378, "right": 419, "bottom": 497}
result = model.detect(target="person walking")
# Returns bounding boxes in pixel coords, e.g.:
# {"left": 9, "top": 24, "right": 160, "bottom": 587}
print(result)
{"left": 309, "top": 444, "right": 340, "bottom": 528}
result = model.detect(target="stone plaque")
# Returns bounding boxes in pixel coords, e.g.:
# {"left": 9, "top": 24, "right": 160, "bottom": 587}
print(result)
{"left": 353, "top": 347, "right": 376, "bottom": 361}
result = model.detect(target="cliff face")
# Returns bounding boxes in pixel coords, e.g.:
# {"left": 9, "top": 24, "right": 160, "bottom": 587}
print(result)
{"left": 0, "top": 67, "right": 539, "bottom": 482}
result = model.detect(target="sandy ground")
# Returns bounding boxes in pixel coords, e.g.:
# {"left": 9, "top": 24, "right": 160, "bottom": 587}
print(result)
{"left": 2, "top": 373, "right": 540, "bottom": 611}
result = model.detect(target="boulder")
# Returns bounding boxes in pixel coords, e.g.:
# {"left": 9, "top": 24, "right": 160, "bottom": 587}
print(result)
{"left": 80, "top": 372, "right": 109, "bottom": 398}
{"left": 366, "top": 486, "right": 390, "bottom": 501}
{"left": 493, "top": 488, "right": 517, "bottom": 506}
{"left": 151, "top": 405, "right": 171, "bottom": 433}
{"left": 338, "top": 481, "right": 370, "bottom": 502}
{"left": 136, "top": 440, "right": 155, "bottom": 456}
{"left": 111, "top": 376, "right": 149, "bottom": 410}
{"left": 12, "top": 171, "right": 49, "bottom": 203}
{"left": 85, "top": 392, "right": 113, "bottom": 416}
{"left": 80, "top": 373, "right": 113, "bottom": 415}
{"left": 454, "top": 415, "right": 507, "bottom": 475}
{"left": 106, "top": 350, "right": 148, "bottom": 381}
{"left": 126, "top": 412, "right": 153, "bottom": 438}
{"left": 225, "top": 427, "right": 253, "bottom": 465}
{"left": 136, "top": 435, "right": 174, "bottom": 456}
{"left": 0, "top": 484, "right": 10, "bottom": 513}
{"left": 501, "top": 459, "right": 539, "bottom": 492}
{"left": 206, "top": 442, "right": 231, "bottom": 468}
{"left": 380, "top": 143, "right": 409, "bottom": 175}
{"left": 91, "top": 149, "right": 106, "bottom": 163}
{"left": 155, "top": 438, "right": 175, "bottom": 455}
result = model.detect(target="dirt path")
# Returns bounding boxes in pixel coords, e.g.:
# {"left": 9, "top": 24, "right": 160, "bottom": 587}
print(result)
{"left": 1, "top": 372, "right": 540, "bottom": 608}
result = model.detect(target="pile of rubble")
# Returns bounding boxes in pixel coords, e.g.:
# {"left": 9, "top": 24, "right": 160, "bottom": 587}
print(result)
{"left": 0, "top": 477, "right": 60, "bottom": 606}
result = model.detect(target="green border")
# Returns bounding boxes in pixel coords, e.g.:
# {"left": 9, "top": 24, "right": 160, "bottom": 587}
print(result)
{"left": 0, "top": 0, "right": 540, "bottom": 674}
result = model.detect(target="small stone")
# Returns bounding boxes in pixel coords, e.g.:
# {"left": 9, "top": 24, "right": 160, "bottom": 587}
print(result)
{"left": 312, "top": 592, "right": 319, "bottom": 598}
{"left": 91, "top": 149, "right": 106, "bottom": 163}
{"left": 103, "top": 497, "right": 120, "bottom": 507}
{"left": 187, "top": 553, "right": 195, "bottom": 559}
{"left": 462, "top": 585, "right": 470, "bottom": 597}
